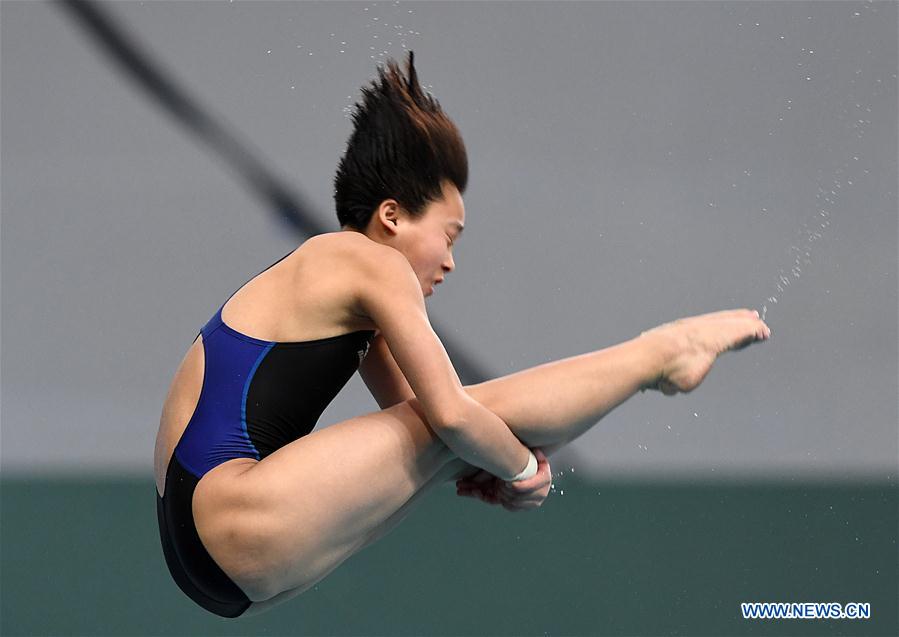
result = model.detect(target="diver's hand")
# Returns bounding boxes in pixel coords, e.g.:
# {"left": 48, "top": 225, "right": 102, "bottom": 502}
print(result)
{"left": 455, "top": 468, "right": 497, "bottom": 503}
{"left": 456, "top": 449, "right": 552, "bottom": 512}
{"left": 496, "top": 448, "right": 552, "bottom": 512}
{"left": 639, "top": 308, "right": 771, "bottom": 395}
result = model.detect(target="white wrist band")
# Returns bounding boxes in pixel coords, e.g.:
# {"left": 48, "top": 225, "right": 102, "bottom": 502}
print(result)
{"left": 507, "top": 450, "right": 538, "bottom": 482}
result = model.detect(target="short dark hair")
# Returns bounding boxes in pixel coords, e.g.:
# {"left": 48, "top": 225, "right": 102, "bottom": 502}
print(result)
{"left": 333, "top": 51, "right": 468, "bottom": 230}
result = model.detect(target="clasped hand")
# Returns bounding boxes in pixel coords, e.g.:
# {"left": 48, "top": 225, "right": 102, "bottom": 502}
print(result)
{"left": 455, "top": 448, "right": 552, "bottom": 512}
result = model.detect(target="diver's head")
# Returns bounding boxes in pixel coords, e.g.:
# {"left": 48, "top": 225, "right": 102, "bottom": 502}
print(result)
{"left": 334, "top": 51, "right": 467, "bottom": 296}
{"left": 355, "top": 179, "right": 464, "bottom": 297}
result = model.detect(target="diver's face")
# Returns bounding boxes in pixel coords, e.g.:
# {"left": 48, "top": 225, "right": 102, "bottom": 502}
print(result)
{"left": 374, "top": 181, "right": 465, "bottom": 297}
{"left": 404, "top": 182, "right": 464, "bottom": 297}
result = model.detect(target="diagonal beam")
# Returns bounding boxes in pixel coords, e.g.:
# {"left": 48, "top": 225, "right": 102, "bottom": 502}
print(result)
{"left": 56, "top": 0, "right": 492, "bottom": 384}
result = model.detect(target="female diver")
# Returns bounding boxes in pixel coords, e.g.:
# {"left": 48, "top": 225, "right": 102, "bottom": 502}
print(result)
{"left": 154, "top": 51, "right": 771, "bottom": 618}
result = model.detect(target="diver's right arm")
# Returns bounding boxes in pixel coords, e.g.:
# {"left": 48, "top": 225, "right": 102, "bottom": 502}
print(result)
{"left": 353, "top": 244, "right": 533, "bottom": 481}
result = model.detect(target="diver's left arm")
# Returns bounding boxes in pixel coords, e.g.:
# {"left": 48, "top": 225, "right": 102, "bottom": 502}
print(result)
{"left": 359, "top": 332, "right": 416, "bottom": 409}
{"left": 361, "top": 330, "right": 554, "bottom": 508}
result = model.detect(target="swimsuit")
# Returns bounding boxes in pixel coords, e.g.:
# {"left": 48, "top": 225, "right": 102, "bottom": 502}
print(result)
{"left": 156, "top": 252, "right": 375, "bottom": 617}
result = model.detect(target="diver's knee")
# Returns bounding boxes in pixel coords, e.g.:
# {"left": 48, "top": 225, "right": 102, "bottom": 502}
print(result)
{"left": 462, "top": 381, "right": 498, "bottom": 412}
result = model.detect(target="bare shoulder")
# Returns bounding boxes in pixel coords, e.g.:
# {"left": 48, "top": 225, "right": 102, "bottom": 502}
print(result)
{"left": 302, "top": 231, "right": 388, "bottom": 266}
{"left": 310, "top": 231, "right": 411, "bottom": 285}
{"left": 312, "top": 231, "right": 400, "bottom": 262}
{"left": 304, "top": 232, "right": 412, "bottom": 330}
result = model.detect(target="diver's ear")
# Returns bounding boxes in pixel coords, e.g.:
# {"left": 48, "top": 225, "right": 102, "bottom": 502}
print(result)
{"left": 376, "top": 199, "right": 401, "bottom": 234}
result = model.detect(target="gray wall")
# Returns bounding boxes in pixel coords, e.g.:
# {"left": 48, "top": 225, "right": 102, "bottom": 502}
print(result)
{"left": 2, "top": 0, "right": 896, "bottom": 479}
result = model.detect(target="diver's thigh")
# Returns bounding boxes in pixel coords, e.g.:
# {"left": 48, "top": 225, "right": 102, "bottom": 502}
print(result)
{"left": 212, "top": 399, "right": 453, "bottom": 597}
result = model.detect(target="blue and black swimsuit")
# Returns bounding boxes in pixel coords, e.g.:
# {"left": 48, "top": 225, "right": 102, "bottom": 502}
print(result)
{"left": 156, "top": 253, "right": 374, "bottom": 617}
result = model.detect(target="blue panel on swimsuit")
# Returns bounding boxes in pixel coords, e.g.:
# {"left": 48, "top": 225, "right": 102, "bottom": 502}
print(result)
{"left": 174, "top": 308, "right": 265, "bottom": 478}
